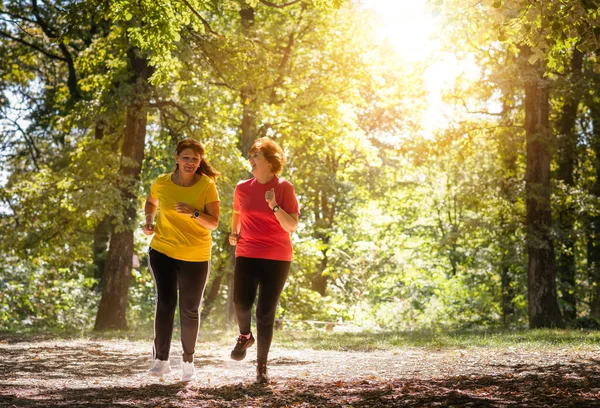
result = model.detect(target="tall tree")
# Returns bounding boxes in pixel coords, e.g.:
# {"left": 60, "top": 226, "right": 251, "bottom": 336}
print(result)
{"left": 554, "top": 48, "right": 584, "bottom": 322}
{"left": 520, "top": 45, "right": 563, "bottom": 328}
{"left": 94, "top": 47, "right": 152, "bottom": 330}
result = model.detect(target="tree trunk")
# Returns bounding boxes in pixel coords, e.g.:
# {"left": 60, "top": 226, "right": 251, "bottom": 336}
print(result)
{"left": 91, "top": 120, "right": 115, "bottom": 292}
{"left": 226, "top": 244, "right": 237, "bottom": 324}
{"left": 92, "top": 216, "right": 111, "bottom": 291}
{"left": 311, "top": 249, "right": 329, "bottom": 296}
{"left": 224, "top": 4, "right": 260, "bottom": 325}
{"left": 587, "top": 94, "right": 600, "bottom": 317}
{"left": 555, "top": 48, "right": 584, "bottom": 322}
{"left": 201, "top": 234, "right": 232, "bottom": 321}
{"left": 522, "top": 46, "right": 564, "bottom": 328}
{"left": 94, "top": 48, "right": 151, "bottom": 331}
{"left": 498, "top": 127, "right": 518, "bottom": 323}
{"left": 238, "top": 5, "right": 258, "bottom": 157}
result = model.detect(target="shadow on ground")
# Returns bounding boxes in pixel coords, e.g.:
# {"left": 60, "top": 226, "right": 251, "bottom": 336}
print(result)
{"left": 1, "top": 337, "right": 600, "bottom": 407}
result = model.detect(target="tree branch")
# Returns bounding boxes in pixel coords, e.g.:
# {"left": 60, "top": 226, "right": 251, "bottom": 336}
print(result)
{"left": 178, "top": 0, "right": 220, "bottom": 36}
{"left": 259, "top": 0, "right": 302, "bottom": 8}
{"left": 30, "top": 0, "right": 81, "bottom": 100}
{"left": 31, "top": 0, "right": 60, "bottom": 39}
{"left": 0, "top": 30, "right": 66, "bottom": 61}
{"left": 149, "top": 100, "right": 193, "bottom": 119}
{"left": 0, "top": 12, "right": 38, "bottom": 26}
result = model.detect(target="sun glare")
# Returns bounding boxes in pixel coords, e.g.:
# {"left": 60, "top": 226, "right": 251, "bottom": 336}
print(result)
{"left": 364, "top": 0, "right": 434, "bottom": 62}
{"left": 362, "top": 0, "right": 471, "bottom": 135}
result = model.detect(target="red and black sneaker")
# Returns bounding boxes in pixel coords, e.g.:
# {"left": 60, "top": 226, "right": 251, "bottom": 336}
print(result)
{"left": 256, "top": 362, "right": 269, "bottom": 384}
{"left": 230, "top": 333, "right": 255, "bottom": 361}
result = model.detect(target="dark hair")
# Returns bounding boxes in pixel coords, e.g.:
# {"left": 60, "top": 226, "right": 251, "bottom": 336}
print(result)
{"left": 174, "top": 138, "right": 220, "bottom": 180}
{"left": 250, "top": 137, "right": 285, "bottom": 175}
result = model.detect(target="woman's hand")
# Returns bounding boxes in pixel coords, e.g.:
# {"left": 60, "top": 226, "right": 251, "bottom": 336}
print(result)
{"left": 265, "top": 188, "right": 277, "bottom": 209}
{"left": 229, "top": 232, "right": 239, "bottom": 246}
{"left": 175, "top": 202, "right": 194, "bottom": 216}
{"left": 143, "top": 221, "right": 154, "bottom": 236}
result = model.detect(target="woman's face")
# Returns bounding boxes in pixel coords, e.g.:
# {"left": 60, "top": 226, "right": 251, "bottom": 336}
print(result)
{"left": 248, "top": 149, "right": 272, "bottom": 177}
{"left": 176, "top": 148, "right": 202, "bottom": 175}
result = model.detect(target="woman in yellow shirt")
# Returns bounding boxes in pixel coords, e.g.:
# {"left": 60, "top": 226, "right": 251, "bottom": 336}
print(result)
{"left": 142, "top": 138, "right": 220, "bottom": 382}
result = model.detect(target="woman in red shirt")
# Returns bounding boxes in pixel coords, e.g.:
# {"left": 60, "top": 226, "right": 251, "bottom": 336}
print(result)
{"left": 228, "top": 137, "right": 299, "bottom": 384}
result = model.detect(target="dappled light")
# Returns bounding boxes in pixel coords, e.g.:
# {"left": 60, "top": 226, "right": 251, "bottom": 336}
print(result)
{"left": 1, "top": 331, "right": 599, "bottom": 407}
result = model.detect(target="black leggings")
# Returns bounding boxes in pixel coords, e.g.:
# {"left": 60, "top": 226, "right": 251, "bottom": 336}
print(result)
{"left": 148, "top": 248, "right": 209, "bottom": 363}
{"left": 233, "top": 256, "right": 291, "bottom": 364}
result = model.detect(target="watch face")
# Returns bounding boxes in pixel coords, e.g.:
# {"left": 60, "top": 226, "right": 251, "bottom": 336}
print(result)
{"left": 273, "top": 205, "right": 279, "bottom": 213}
{"left": 193, "top": 210, "right": 200, "bottom": 218}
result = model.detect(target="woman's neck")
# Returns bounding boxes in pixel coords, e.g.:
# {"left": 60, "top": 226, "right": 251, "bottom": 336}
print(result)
{"left": 254, "top": 173, "right": 275, "bottom": 184}
{"left": 173, "top": 171, "right": 198, "bottom": 187}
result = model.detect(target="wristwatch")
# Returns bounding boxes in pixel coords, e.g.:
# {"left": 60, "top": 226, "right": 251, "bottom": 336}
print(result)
{"left": 272, "top": 205, "right": 280, "bottom": 213}
{"left": 192, "top": 209, "right": 200, "bottom": 219}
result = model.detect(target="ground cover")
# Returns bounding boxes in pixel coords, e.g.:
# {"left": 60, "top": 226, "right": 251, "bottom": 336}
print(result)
{"left": 0, "top": 329, "right": 599, "bottom": 407}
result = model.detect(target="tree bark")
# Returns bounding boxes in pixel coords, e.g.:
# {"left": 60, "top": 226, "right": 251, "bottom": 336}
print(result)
{"left": 498, "top": 106, "right": 518, "bottom": 324}
{"left": 94, "top": 48, "right": 151, "bottom": 331}
{"left": 223, "top": 4, "right": 260, "bottom": 325}
{"left": 201, "top": 234, "right": 233, "bottom": 321}
{"left": 555, "top": 48, "right": 584, "bottom": 322}
{"left": 522, "top": 46, "right": 564, "bottom": 328}
{"left": 587, "top": 90, "right": 600, "bottom": 317}
{"left": 92, "top": 216, "right": 111, "bottom": 291}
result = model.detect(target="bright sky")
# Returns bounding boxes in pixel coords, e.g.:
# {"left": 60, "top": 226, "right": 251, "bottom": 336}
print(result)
{"left": 365, "top": 0, "right": 435, "bottom": 62}
{"left": 361, "top": 0, "right": 469, "bottom": 135}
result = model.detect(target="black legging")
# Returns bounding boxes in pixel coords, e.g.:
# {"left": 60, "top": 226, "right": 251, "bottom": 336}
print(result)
{"left": 233, "top": 256, "right": 290, "bottom": 364}
{"left": 148, "top": 248, "right": 210, "bottom": 363}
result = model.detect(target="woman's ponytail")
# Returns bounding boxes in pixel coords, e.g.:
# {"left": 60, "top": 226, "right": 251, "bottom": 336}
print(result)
{"left": 197, "top": 158, "right": 220, "bottom": 180}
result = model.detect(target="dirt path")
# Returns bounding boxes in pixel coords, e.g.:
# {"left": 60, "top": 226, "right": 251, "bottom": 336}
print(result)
{"left": 1, "top": 334, "right": 599, "bottom": 407}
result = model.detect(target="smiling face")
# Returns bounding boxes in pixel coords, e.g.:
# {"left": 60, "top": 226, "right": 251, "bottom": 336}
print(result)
{"left": 176, "top": 148, "right": 202, "bottom": 175}
{"left": 248, "top": 149, "right": 273, "bottom": 178}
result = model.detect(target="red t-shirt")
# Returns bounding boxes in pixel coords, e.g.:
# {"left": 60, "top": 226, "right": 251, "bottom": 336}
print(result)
{"left": 234, "top": 176, "right": 300, "bottom": 261}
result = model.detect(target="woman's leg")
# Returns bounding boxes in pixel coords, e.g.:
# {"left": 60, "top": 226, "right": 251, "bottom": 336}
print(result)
{"left": 177, "top": 260, "right": 210, "bottom": 363}
{"left": 255, "top": 259, "right": 291, "bottom": 364}
{"left": 233, "top": 257, "right": 260, "bottom": 335}
{"left": 148, "top": 248, "right": 178, "bottom": 361}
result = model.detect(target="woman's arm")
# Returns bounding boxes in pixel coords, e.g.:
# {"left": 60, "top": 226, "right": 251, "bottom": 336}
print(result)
{"left": 229, "top": 211, "right": 241, "bottom": 245}
{"left": 174, "top": 201, "right": 220, "bottom": 231}
{"left": 265, "top": 187, "right": 298, "bottom": 233}
{"left": 273, "top": 208, "right": 299, "bottom": 233}
{"left": 143, "top": 194, "right": 159, "bottom": 236}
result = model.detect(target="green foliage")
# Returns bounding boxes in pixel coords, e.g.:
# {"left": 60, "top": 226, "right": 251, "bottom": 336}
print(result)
{"left": 0, "top": 258, "right": 98, "bottom": 329}
{"left": 4, "top": 0, "right": 600, "bottom": 332}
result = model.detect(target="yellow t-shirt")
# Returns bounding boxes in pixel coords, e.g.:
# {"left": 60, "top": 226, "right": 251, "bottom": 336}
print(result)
{"left": 149, "top": 173, "right": 219, "bottom": 262}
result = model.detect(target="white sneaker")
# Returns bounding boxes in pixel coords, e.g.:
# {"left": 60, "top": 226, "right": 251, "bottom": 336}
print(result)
{"left": 148, "top": 359, "right": 171, "bottom": 377}
{"left": 181, "top": 361, "right": 196, "bottom": 382}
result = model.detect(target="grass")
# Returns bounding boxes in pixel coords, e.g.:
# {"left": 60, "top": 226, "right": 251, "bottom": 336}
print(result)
{"left": 2, "top": 324, "right": 599, "bottom": 352}
{"left": 274, "top": 327, "right": 600, "bottom": 351}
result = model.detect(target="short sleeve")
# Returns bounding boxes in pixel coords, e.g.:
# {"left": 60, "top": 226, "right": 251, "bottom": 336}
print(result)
{"left": 206, "top": 181, "right": 219, "bottom": 204}
{"left": 282, "top": 182, "right": 299, "bottom": 215}
{"left": 233, "top": 186, "right": 241, "bottom": 212}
